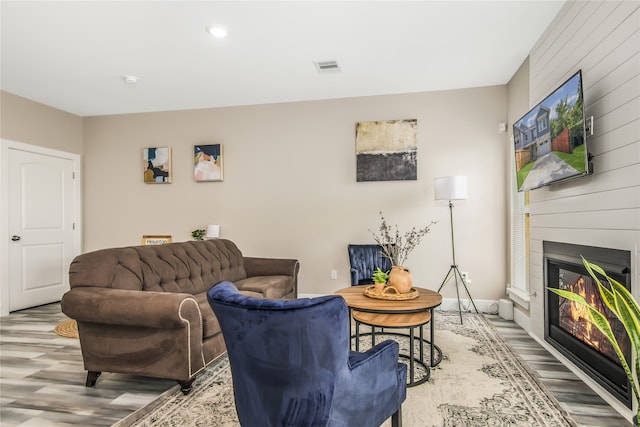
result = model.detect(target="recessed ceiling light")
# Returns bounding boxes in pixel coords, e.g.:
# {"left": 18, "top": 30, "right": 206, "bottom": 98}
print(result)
{"left": 123, "top": 75, "right": 139, "bottom": 85}
{"left": 206, "top": 26, "right": 228, "bottom": 38}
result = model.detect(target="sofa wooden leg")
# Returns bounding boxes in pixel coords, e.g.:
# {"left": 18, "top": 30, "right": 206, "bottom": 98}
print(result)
{"left": 178, "top": 378, "right": 195, "bottom": 395}
{"left": 85, "top": 371, "right": 101, "bottom": 387}
{"left": 391, "top": 407, "right": 402, "bottom": 427}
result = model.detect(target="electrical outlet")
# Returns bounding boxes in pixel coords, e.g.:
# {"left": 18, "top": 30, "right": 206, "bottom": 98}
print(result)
{"left": 461, "top": 271, "right": 471, "bottom": 283}
{"left": 331, "top": 269, "right": 338, "bottom": 280}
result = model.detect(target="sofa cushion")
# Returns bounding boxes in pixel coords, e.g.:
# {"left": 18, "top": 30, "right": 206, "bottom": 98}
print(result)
{"left": 239, "top": 290, "right": 263, "bottom": 299}
{"left": 234, "top": 275, "right": 293, "bottom": 299}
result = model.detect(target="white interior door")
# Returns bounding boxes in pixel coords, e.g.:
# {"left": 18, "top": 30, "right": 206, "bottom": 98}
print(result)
{"left": 7, "top": 146, "right": 77, "bottom": 311}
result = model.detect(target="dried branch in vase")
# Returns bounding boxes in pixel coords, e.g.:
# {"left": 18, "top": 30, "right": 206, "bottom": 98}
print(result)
{"left": 369, "top": 212, "right": 437, "bottom": 266}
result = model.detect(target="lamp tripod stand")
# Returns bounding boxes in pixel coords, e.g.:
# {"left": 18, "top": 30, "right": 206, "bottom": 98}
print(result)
{"left": 437, "top": 200, "right": 478, "bottom": 324}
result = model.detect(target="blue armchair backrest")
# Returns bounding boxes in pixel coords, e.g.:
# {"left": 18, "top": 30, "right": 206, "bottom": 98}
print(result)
{"left": 207, "top": 281, "right": 406, "bottom": 427}
{"left": 348, "top": 244, "right": 392, "bottom": 286}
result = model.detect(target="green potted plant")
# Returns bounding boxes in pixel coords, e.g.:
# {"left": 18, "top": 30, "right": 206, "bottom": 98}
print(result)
{"left": 372, "top": 267, "right": 389, "bottom": 284}
{"left": 191, "top": 229, "right": 206, "bottom": 241}
{"left": 548, "top": 258, "right": 639, "bottom": 425}
{"left": 371, "top": 267, "right": 389, "bottom": 295}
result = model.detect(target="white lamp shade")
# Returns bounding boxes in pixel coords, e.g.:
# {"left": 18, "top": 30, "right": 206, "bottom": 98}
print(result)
{"left": 434, "top": 176, "right": 468, "bottom": 200}
{"left": 206, "top": 224, "right": 220, "bottom": 238}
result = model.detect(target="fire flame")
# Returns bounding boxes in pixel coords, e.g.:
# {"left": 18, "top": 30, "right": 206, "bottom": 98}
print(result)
{"left": 556, "top": 270, "right": 627, "bottom": 367}
{"left": 564, "top": 277, "right": 601, "bottom": 350}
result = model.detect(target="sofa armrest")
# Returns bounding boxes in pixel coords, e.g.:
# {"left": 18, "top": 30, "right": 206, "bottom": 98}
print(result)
{"left": 61, "top": 287, "right": 201, "bottom": 329}
{"left": 243, "top": 257, "right": 300, "bottom": 296}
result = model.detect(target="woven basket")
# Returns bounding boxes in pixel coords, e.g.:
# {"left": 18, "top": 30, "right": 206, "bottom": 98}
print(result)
{"left": 54, "top": 319, "right": 79, "bottom": 338}
{"left": 363, "top": 285, "right": 419, "bottom": 300}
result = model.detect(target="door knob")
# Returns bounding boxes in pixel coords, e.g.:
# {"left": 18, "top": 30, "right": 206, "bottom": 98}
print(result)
{"left": 11, "top": 235, "right": 21, "bottom": 241}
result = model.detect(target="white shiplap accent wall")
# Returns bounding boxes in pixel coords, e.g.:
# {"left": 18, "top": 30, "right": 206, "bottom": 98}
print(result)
{"left": 525, "top": 2, "right": 639, "bottom": 418}
{"left": 527, "top": 0, "right": 640, "bottom": 341}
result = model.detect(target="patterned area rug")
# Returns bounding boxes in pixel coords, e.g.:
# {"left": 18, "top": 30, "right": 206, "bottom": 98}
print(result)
{"left": 115, "top": 312, "right": 576, "bottom": 427}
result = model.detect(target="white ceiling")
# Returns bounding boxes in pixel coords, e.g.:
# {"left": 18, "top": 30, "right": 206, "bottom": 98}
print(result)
{"left": 1, "top": 1, "right": 566, "bottom": 117}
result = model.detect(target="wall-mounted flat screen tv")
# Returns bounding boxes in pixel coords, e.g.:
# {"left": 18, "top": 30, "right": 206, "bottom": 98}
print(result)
{"left": 513, "top": 70, "right": 591, "bottom": 192}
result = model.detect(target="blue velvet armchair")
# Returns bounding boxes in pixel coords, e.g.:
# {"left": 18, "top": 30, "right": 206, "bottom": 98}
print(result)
{"left": 348, "top": 244, "right": 392, "bottom": 286}
{"left": 207, "top": 281, "right": 406, "bottom": 427}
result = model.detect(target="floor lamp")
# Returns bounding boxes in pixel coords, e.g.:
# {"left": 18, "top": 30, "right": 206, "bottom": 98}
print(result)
{"left": 434, "top": 176, "right": 478, "bottom": 324}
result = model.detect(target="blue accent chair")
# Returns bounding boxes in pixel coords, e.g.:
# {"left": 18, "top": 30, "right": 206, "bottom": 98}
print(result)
{"left": 207, "top": 281, "right": 406, "bottom": 427}
{"left": 348, "top": 244, "right": 392, "bottom": 286}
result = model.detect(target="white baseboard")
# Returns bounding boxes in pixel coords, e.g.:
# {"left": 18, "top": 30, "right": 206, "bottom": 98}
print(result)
{"left": 436, "top": 298, "right": 500, "bottom": 315}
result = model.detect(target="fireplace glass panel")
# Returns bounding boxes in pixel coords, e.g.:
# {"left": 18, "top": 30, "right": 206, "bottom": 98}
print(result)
{"left": 556, "top": 268, "right": 628, "bottom": 365}
{"left": 544, "top": 241, "right": 633, "bottom": 408}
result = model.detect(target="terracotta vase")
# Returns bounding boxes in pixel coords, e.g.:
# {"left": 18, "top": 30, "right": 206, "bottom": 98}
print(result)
{"left": 388, "top": 266, "right": 413, "bottom": 294}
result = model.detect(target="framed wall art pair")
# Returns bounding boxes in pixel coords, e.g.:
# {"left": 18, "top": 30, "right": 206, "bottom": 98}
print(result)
{"left": 143, "top": 144, "right": 224, "bottom": 183}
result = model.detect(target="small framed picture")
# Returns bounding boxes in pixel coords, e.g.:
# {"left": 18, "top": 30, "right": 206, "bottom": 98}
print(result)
{"left": 142, "top": 235, "right": 172, "bottom": 245}
{"left": 194, "top": 144, "right": 223, "bottom": 182}
{"left": 143, "top": 147, "right": 172, "bottom": 183}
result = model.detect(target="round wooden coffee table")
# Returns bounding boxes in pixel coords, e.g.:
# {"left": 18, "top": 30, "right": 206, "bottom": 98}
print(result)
{"left": 334, "top": 286, "right": 443, "bottom": 387}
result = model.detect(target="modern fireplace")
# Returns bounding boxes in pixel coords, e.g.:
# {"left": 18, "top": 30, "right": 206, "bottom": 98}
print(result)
{"left": 544, "top": 241, "right": 633, "bottom": 408}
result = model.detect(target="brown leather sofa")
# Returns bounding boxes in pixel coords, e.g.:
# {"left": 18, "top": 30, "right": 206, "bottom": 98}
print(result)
{"left": 61, "top": 239, "right": 299, "bottom": 394}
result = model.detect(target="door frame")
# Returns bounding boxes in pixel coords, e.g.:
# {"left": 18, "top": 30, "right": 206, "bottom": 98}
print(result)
{"left": 0, "top": 139, "right": 82, "bottom": 316}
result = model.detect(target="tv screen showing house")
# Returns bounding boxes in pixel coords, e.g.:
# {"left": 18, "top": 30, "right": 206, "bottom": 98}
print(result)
{"left": 513, "top": 70, "right": 589, "bottom": 192}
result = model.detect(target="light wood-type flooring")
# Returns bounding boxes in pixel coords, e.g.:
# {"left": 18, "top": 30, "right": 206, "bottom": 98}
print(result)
{"left": 0, "top": 303, "right": 632, "bottom": 426}
{"left": 489, "top": 316, "right": 631, "bottom": 427}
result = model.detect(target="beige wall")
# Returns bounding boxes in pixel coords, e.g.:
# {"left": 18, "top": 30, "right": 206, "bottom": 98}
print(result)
{"left": 0, "top": 91, "right": 83, "bottom": 153}
{"left": 83, "top": 86, "right": 509, "bottom": 300}
{"left": 0, "top": 77, "right": 510, "bottom": 304}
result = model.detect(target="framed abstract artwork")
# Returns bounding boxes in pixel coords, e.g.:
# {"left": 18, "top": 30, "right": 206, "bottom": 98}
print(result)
{"left": 142, "top": 235, "right": 172, "bottom": 245}
{"left": 355, "top": 119, "right": 417, "bottom": 182}
{"left": 194, "top": 144, "right": 223, "bottom": 182}
{"left": 143, "top": 147, "right": 172, "bottom": 183}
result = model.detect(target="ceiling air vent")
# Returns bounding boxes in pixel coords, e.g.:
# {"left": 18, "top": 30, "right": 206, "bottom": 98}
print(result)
{"left": 314, "top": 59, "right": 341, "bottom": 74}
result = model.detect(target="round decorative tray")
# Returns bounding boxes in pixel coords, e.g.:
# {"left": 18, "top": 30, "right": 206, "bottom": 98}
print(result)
{"left": 363, "top": 285, "right": 419, "bottom": 300}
